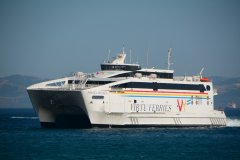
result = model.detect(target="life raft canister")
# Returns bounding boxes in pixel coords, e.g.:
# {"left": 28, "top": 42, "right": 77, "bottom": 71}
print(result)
{"left": 200, "top": 77, "right": 210, "bottom": 82}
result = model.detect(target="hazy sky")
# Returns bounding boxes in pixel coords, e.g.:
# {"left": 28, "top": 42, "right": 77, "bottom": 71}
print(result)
{"left": 1, "top": 0, "right": 240, "bottom": 78}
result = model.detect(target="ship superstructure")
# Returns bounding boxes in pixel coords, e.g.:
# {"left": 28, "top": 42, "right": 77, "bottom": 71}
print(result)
{"left": 27, "top": 48, "right": 226, "bottom": 128}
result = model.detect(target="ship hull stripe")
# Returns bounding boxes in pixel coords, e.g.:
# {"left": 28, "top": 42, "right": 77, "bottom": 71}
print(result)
{"left": 125, "top": 95, "right": 207, "bottom": 99}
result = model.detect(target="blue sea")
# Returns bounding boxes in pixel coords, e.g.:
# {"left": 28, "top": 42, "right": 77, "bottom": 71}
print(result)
{"left": 0, "top": 108, "right": 240, "bottom": 160}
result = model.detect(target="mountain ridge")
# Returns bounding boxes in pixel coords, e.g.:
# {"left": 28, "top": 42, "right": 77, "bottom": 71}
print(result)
{"left": 0, "top": 75, "right": 44, "bottom": 108}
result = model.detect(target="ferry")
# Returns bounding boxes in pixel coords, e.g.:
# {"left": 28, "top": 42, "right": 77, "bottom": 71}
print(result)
{"left": 27, "top": 48, "right": 226, "bottom": 128}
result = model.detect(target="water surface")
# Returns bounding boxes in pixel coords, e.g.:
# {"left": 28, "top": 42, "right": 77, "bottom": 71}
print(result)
{"left": 0, "top": 109, "right": 240, "bottom": 160}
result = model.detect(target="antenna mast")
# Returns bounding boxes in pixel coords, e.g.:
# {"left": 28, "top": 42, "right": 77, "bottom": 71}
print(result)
{"left": 167, "top": 48, "right": 173, "bottom": 70}
{"left": 122, "top": 43, "right": 125, "bottom": 54}
{"left": 147, "top": 48, "right": 149, "bottom": 68}
{"left": 129, "top": 49, "right": 132, "bottom": 64}
{"left": 108, "top": 49, "right": 111, "bottom": 62}
{"left": 199, "top": 67, "right": 205, "bottom": 78}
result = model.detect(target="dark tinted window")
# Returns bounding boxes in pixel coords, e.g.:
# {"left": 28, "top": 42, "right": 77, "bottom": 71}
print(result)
{"left": 112, "top": 82, "right": 206, "bottom": 91}
{"left": 68, "top": 80, "right": 74, "bottom": 84}
{"left": 206, "top": 85, "right": 211, "bottom": 91}
{"left": 75, "top": 80, "right": 80, "bottom": 84}
{"left": 101, "top": 64, "right": 141, "bottom": 71}
{"left": 47, "top": 81, "right": 65, "bottom": 86}
{"left": 153, "top": 82, "right": 158, "bottom": 91}
{"left": 86, "top": 80, "right": 114, "bottom": 85}
{"left": 68, "top": 80, "right": 81, "bottom": 84}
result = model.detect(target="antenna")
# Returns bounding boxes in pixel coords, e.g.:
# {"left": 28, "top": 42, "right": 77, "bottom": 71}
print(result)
{"left": 122, "top": 43, "right": 125, "bottom": 54}
{"left": 107, "top": 49, "right": 111, "bottom": 62}
{"left": 167, "top": 48, "right": 173, "bottom": 70}
{"left": 199, "top": 67, "right": 205, "bottom": 78}
{"left": 147, "top": 48, "right": 149, "bottom": 68}
{"left": 129, "top": 49, "right": 132, "bottom": 64}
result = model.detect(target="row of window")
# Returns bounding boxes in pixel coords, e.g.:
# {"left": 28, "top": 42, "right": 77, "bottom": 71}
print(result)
{"left": 113, "top": 82, "right": 209, "bottom": 92}
{"left": 86, "top": 80, "right": 114, "bottom": 85}
{"left": 86, "top": 80, "right": 211, "bottom": 92}
{"left": 101, "top": 64, "right": 141, "bottom": 71}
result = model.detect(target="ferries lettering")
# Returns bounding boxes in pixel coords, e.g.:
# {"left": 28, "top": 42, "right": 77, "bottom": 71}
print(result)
{"left": 131, "top": 103, "right": 172, "bottom": 112}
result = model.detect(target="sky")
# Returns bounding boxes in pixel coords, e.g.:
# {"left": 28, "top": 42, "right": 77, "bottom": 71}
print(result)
{"left": 0, "top": 0, "right": 240, "bottom": 78}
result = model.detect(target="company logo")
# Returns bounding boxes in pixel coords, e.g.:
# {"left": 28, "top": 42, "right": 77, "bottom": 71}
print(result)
{"left": 177, "top": 99, "right": 186, "bottom": 112}
{"left": 177, "top": 99, "right": 192, "bottom": 112}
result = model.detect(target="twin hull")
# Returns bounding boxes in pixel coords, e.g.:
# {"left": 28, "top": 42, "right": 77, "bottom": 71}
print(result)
{"left": 28, "top": 88, "right": 226, "bottom": 128}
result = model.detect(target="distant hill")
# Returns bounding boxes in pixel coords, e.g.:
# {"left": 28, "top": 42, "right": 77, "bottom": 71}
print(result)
{"left": 210, "top": 76, "right": 240, "bottom": 108}
{"left": 0, "top": 75, "right": 44, "bottom": 108}
{"left": 0, "top": 75, "right": 239, "bottom": 109}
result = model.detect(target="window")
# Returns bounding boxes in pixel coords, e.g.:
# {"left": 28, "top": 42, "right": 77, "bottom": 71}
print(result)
{"left": 46, "top": 81, "right": 65, "bottom": 86}
{"left": 153, "top": 82, "right": 158, "bottom": 91}
{"left": 206, "top": 85, "right": 211, "bottom": 91}
{"left": 75, "top": 80, "right": 80, "bottom": 84}
{"left": 101, "top": 64, "right": 141, "bottom": 71}
{"left": 68, "top": 80, "right": 81, "bottom": 84}
{"left": 92, "top": 96, "right": 104, "bottom": 99}
{"left": 68, "top": 80, "right": 74, "bottom": 84}
{"left": 86, "top": 80, "right": 114, "bottom": 85}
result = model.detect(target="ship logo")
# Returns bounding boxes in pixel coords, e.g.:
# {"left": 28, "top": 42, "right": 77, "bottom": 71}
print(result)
{"left": 177, "top": 99, "right": 192, "bottom": 112}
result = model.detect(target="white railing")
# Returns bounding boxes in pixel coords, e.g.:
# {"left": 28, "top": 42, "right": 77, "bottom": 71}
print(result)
{"left": 27, "top": 73, "right": 94, "bottom": 90}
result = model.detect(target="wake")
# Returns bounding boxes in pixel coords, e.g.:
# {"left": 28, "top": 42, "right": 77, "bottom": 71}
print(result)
{"left": 226, "top": 118, "right": 240, "bottom": 127}
{"left": 8, "top": 117, "right": 240, "bottom": 127}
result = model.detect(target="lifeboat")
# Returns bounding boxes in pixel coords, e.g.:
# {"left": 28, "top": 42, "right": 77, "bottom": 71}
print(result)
{"left": 200, "top": 77, "right": 210, "bottom": 82}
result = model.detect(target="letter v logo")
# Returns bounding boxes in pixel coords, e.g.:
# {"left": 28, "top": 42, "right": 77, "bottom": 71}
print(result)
{"left": 177, "top": 99, "right": 183, "bottom": 112}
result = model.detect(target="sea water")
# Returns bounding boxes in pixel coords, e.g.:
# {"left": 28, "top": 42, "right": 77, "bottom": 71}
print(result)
{"left": 0, "top": 108, "right": 240, "bottom": 160}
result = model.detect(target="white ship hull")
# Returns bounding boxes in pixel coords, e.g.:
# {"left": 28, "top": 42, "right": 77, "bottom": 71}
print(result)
{"left": 80, "top": 81, "right": 226, "bottom": 127}
{"left": 28, "top": 89, "right": 226, "bottom": 128}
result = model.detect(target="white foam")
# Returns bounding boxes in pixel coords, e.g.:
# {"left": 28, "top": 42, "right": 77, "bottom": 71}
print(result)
{"left": 10, "top": 116, "right": 38, "bottom": 119}
{"left": 226, "top": 118, "right": 240, "bottom": 127}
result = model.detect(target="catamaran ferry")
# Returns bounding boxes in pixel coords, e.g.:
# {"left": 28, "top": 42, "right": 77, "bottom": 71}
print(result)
{"left": 27, "top": 48, "right": 226, "bottom": 128}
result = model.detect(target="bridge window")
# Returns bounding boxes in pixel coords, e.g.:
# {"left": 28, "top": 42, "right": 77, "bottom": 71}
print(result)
{"left": 46, "top": 81, "right": 65, "bottom": 86}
